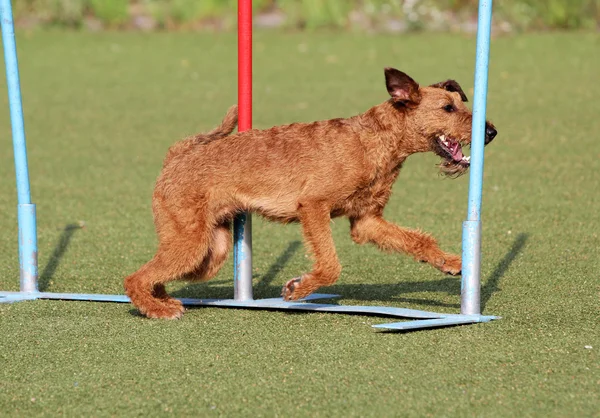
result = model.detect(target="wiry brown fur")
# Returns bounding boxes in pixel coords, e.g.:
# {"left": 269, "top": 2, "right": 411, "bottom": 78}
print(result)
{"left": 124, "top": 68, "right": 497, "bottom": 319}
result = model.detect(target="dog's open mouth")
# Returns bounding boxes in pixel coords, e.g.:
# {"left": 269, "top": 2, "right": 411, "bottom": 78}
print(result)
{"left": 434, "top": 134, "right": 470, "bottom": 177}
{"left": 436, "top": 134, "right": 470, "bottom": 165}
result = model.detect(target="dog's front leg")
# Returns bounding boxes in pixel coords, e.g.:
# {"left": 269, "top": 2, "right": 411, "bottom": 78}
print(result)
{"left": 282, "top": 202, "right": 342, "bottom": 301}
{"left": 350, "top": 215, "right": 461, "bottom": 275}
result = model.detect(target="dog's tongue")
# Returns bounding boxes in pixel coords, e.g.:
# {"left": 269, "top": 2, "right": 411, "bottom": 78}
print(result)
{"left": 450, "top": 142, "right": 464, "bottom": 162}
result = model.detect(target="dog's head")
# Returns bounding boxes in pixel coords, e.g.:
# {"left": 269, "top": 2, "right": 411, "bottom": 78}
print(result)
{"left": 384, "top": 67, "right": 497, "bottom": 177}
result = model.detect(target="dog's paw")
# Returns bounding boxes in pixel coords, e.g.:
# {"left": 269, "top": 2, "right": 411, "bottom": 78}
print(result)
{"left": 140, "top": 298, "right": 185, "bottom": 320}
{"left": 282, "top": 277, "right": 303, "bottom": 301}
{"left": 440, "top": 253, "right": 462, "bottom": 276}
{"left": 282, "top": 275, "right": 320, "bottom": 301}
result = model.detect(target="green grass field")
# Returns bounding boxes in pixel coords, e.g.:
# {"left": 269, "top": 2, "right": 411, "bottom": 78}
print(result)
{"left": 0, "top": 31, "right": 598, "bottom": 416}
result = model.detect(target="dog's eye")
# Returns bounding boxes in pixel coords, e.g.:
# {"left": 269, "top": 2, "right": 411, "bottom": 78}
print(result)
{"left": 443, "top": 104, "right": 455, "bottom": 112}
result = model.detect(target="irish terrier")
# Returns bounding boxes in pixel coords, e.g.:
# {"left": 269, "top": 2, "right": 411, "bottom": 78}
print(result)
{"left": 124, "top": 67, "right": 497, "bottom": 319}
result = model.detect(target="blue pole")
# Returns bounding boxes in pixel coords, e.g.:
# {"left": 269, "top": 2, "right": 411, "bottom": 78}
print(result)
{"left": 461, "top": 0, "right": 492, "bottom": 315}
{"left": 1, "top": 0, "right": 38, "bottom": 292}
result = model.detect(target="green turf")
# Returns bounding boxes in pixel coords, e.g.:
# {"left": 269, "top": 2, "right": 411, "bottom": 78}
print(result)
{"left": 0, "top": 31, "right": 598, "bottom": 417}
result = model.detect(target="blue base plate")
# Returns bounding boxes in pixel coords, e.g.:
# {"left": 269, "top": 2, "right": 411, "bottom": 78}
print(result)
{"left": 0, "top": 291, "right": 498, "bottom": 331}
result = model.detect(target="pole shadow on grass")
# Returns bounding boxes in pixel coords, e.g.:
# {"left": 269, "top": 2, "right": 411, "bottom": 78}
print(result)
{"left": 38, "top": 223, "right": 83, "bottom": 291}
{"left": 481, "top": 232, "right": 528, "bottom": 311}
{"left": 171, "top": 240, "right": 302, "bottom": 300}
{"left": 254, "top": 240, "right": 302, "bottom": 297}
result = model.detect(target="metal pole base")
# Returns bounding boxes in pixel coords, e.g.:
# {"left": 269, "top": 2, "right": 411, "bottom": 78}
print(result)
{"left": 17, "top": 203, "right": 38, "bottom": 293}
{"left": 461, "top": 220, "right": 481, "bottom": 315}
{"left": 0, "top": 290, "right": 498, "bottom": 331}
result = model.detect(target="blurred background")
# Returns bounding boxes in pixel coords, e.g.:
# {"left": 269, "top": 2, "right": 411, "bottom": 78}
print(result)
{"left": 10, "top": 0, "right": 600, "bottom": 32}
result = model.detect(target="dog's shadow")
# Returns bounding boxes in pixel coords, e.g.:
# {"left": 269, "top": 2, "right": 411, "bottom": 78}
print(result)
{"left": 172, "top": 234, "right": 527, "bottom": 312}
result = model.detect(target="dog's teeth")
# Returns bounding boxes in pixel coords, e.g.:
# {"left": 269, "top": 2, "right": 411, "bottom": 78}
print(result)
{"left": 440, "top": 135, "right": 446, "bottom": 141}
{"left": 464, "top": 156, "right": 470, "bottom": 162}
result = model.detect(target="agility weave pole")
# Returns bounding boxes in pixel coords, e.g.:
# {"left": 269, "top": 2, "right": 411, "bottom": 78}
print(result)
{"left": 461, "top": 0, "right": 493, "bottom": 316}
{"left": 0, "top": 0, "right": 497, "bottom": 330}
{"left": 233, "top": 0, "right": 254, "bottom": 302}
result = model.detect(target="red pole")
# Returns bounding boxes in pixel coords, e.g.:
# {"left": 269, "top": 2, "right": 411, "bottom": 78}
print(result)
{"left": 238, "top": 0, "right": 252, "bottom": 132}
{"left": 233, "top": 0, "right": 253, "bottom": 301}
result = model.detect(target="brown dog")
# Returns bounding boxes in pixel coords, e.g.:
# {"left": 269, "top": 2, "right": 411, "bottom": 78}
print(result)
{"left": 124, "top": 67, "right": 497, "bottom": 319}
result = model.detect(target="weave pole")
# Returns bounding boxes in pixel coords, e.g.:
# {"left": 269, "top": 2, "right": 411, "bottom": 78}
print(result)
{"left": 461, "top": 0, "right": 493, "bottom": 315}
{"left": 1, "top": 0, "right": 38, "bottom": 294}
{"left": 233, "top": 0, "right": 254, "bottom": 301}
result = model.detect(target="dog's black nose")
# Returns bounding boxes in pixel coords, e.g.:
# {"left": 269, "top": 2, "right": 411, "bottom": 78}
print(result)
{"left": 485, "top": 124, "right": 497, "bottom": 144}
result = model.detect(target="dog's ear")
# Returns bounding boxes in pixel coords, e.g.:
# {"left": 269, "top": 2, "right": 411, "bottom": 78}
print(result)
{"left": 430, "top": 79, "right": 468, "bottom": 102}
{"left": 384, "top": 67, "right": 421, "bottom": 106}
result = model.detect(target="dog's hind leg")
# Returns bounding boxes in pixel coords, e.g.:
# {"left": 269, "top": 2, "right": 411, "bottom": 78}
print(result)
{"left": 282, "top": 202, "right": 341, "bottom": 301}
{"left": 350, "top": 215, "right": 462, "bottom": 275}
{"left": 124, "top": 203, "right": 214, "bottom": 319}
{"left": 181, "top": 221, "right": 232, "bottom": 283}
{"left": 124, "top": 235, "right": 211, "bottom": 319}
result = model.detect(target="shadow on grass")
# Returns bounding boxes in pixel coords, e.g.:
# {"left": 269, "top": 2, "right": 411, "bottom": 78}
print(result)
{"left": 39, "top": 223, "right": 83, "bottom": 291}
{"left": 254, "top": 240, "right": 301, "bottom": 295}
{"left": 329, "top": 232, "right": 528, "bottom": 311}
{"left": 328, "top": 278, "right": 461, "bottom": 309}
{"left": 481, "top": 232, "right": 528, "bottom": 311}
{"left": 171, "top": 233, "right": 527, "bottom": 313}
{"left": 172, "top": 240, "right": 302, "bottom": 300}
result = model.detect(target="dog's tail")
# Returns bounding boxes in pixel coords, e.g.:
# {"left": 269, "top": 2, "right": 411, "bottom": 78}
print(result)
{"left": 195, "top": 105, "right": 238, "bottom": 144}
{"left": 163, "top": 106, "right": 238, "bottom": 167}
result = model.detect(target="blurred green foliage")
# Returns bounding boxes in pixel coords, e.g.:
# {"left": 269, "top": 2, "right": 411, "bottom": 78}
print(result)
{"left": 9, "top": 0, "right": 600, "bottom": 30}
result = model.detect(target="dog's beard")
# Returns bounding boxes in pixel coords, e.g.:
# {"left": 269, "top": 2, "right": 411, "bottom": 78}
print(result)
{"left": 438, "top": 159, "right": 469, "bottom": 178}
